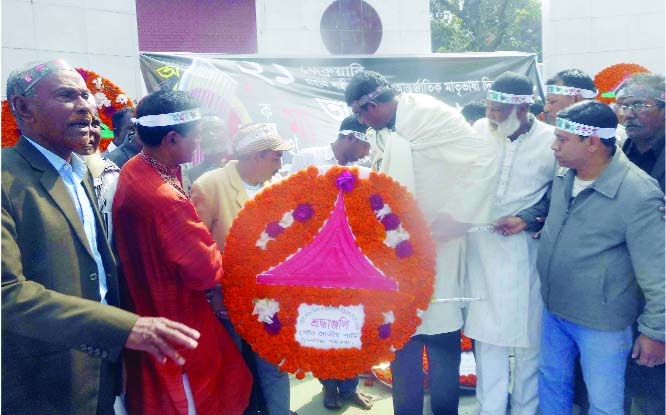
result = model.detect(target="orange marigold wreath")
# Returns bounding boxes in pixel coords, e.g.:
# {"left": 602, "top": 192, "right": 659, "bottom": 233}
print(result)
{"left": 222, "top": 165, "right": 436, "bottom": 380}
{"left": 594, "top": 63, "right": 649, "bottom": 104}
{"left": 1, "top": 68, "right": 133, "bottom": 151}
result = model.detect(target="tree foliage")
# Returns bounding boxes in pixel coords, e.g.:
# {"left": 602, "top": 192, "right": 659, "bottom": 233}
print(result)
{"left": 430, "top": 0, "right": 542, "bottom": 59}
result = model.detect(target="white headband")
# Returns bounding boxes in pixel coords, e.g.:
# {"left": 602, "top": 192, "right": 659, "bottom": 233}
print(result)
{"left": 556, "top": 117, "right": 616, "bottom": 139}
{"left": 547, "top": 84, "right": 597, "bottom": 99}
{"left": 486, "top": 89, "right": 533, "bottom": 104}
{"left": 339, "top": 129, "right": 369, "bottom": 143}
{"left": 132, "top": 108, "right": 202, "bottom": 127}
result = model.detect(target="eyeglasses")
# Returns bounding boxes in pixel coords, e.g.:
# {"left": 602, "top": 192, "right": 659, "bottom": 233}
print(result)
{"left": 616, "top": 102, "right": 660, "bottom": 115}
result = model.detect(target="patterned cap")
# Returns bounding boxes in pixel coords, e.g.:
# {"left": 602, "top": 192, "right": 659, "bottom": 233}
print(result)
{"left": 235, "top": 123, "right": 293, "bottom": 155}
{"left": 6, "top": 59, "right": 76, "bottom": 100}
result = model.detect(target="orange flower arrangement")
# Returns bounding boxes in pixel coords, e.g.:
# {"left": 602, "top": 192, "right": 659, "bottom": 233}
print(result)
{"left": 1, "top": 100, "right": 20, "bottom": 147}
{"left": 594, "top": 63, "right": 649, "bottom": 104}
{"left": 1, "top": 68, "right": 133, "bottom": 151}
{"left": 222, "top": 166, "right": 436, "bottom": 380}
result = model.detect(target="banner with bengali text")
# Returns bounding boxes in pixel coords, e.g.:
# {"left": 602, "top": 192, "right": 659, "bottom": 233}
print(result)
{"left": 140, "top": 52, "right": 542, "bottom": 154}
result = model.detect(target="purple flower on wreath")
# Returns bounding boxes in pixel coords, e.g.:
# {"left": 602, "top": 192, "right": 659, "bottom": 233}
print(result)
{"left": 370, "top": 194, "right": 384, "bottom": 211}
{"left": 335, "top": 170, "right": 356, "bottom": 192}
{"left": 378, "top": 323, "right": 391, "bottom": 339}
{"left": 395, "top": 240, "right": 414, "bottom": 258}
{"left": 293, "top": 203, "right": 314, "bottom": 222}
{"left": 265, "top": 221, "right": 285, "bottom": 238}
{"left": 381, "top": 213, "right": 401, "bottom": 231}
{"left": 264, "top": 313, "right": 282, "bottom": 335}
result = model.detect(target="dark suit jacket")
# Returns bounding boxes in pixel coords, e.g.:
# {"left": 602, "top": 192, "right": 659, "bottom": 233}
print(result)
{"left": 1, "top": 138, "right": 138, "bottom": 415}
{"left": 106, "top": 138, "right": 140, "bottom": 169}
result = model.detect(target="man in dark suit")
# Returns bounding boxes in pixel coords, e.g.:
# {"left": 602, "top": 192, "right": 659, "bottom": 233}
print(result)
{"left": 2, "top": 59, "right": 201, "bottom": 415}
{"left": 616, "top": 72, "right": 665, "bottom": 415}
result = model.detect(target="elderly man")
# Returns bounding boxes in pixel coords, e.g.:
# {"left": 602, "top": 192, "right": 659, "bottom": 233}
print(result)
{"left": 345, "top": 70, "right": 498, "bottom": 415}
{"left": 112, "top": 90, "right": 252, "bottom": 414}
{"left": 497, "top": 100, "right": 665, "bottom": 414}
{"left": 544, "top": 69, "right": 597, "bottom": 125}
{"left": 615, "top": 73, "right": 665, "bottom": 415}
{"left": 190, "top": 123, "right": 294, "bottom": 415}
{"left": 2, "top": 59, "right": 200, "bottom": 415}
{"left": 464, "top": 72, "right": 556, "bottom": 414}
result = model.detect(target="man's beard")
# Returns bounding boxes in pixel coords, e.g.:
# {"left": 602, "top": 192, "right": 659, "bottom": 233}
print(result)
{"left": 491, "top": 107, "right": 521, "bottom": 138}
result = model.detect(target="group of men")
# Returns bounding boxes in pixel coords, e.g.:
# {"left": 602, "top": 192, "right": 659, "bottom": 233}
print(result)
{"left": 1, "top": 57, "right": 664, "bottom": 415}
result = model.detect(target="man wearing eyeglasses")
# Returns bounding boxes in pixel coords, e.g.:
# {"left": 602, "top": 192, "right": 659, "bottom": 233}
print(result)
{"left": 616, "top": 73, "right": 665, "bottom": 415}
{"left": 617, "top": 73, "right": 665, "bottom": 192}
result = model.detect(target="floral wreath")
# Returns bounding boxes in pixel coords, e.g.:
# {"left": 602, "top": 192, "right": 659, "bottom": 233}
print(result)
{"left": 222, "top": 165, "right": 436, "bottom": 380}
{"left": 2, "top": 68, "right": 133, "bottom": 151}
{"left": 594, "top": 63, "right": 649, "bottom": 104}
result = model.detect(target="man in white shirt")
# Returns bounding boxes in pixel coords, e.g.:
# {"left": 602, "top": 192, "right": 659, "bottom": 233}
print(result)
{"left": 345, "top": 70, "right": 498, "bottom": 415}
{"left": 464, "top": 72, "right": 556, "bottom": 415}
{"left": 289, "top": 114, "right": 369, "bottom": 174}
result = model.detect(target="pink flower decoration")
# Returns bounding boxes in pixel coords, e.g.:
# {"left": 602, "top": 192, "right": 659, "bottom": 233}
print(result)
{"left": 395, "top": 240, "right": 414, "bottom": 258}
{"left": 381, "top": 213, "right": 401, "bottom": 231}
{"left": 266, "top": 221, "right": 285, "bottom": 238}
{"left": 293, "top": 203, "right": 314, "bottom": 222}
{"left": 24, "top": 75, "right": 32, "bottom": 83}
{"left": 335, "top": 170, "right": 356, "bottom": 192}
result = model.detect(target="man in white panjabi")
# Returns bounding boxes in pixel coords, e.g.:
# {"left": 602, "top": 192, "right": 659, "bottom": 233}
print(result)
{"left": 289, "top": 114, "right": 370, "bottom": 176}
{"left": 345, "top": 70, "right": 498, "bottom": 415}
{"left": 464, "top": 72, "right": 556, "bottom": 415}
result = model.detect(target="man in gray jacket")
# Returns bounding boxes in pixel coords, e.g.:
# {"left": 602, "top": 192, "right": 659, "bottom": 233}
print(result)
{"left": 495, "top": 100, "right": 664, "bottom": 414}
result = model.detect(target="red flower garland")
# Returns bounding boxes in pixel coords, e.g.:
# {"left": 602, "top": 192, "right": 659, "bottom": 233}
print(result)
{"left": 1, "top": 68, "right": 133, "bottom": 151}
{"left": 594, "top": 63, "right": 649, "bottom": 104}
{"left": 222, "top": 166, "right": 436, "bottom": 380}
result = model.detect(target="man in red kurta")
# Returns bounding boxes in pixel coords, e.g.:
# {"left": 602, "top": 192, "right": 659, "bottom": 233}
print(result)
{"left": 113, "top": 90, "right": 251, "bottom": 414}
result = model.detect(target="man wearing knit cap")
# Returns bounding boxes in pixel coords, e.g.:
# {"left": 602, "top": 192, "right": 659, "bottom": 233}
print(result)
{"left": 497, "top": 100, "right": 665, "bottom": 414}
{"left": 191, "top": 122, "right": 296, "bottom": 415}
{"left": 112, "top": 89, "right": 252, "bottom": 414}
{"left": 2, "top": 59, "right": 201, "bottom": 414}
{"left": 465, "top": 71, "right": 556, "bottom": 415}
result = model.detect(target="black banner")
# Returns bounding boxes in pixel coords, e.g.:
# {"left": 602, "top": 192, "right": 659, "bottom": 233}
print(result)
{"left": 140, "top": 52, "right": 542, "bottom": 151}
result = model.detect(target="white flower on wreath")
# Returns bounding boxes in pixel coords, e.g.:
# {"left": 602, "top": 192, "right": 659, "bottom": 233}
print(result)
{"left": 384, "top": 225, "right": 410, "bottom": 248}
{"left": 252, "top": 298, "right": 280, "bottom": 324}
{"left": 92, "top": 77, "right": 103, "bottom": 90}
{"left": 94, "top": 91, "right": 111, "bottom": 108}
{"left": 382, "top": 310, "right": 395, "bottom": 324}
{"left": 278, "top": 211, "right": 294, "bottom": 228}
{"left": 116, "top": 94, "right": 129, "bottom": 105}
{"left": 256, "top": 231, "right": 273, "bottom": 250}
{"left": 374, "top": 204, "right": 392, "bottom": 220}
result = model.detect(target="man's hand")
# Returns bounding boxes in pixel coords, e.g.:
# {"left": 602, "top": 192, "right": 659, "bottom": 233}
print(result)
{"left": 493, "top": 216, "right": 528, "bottom": 236}
{"left": 125, "top": 317, "right": 200, "bottom": 366}
{"left": 632, "top": 334, "right": 666, "bottom": 367}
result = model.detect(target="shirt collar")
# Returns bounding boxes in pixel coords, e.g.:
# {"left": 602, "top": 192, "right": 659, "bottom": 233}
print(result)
{"left": 23, "top": 135, "right": 88, "bottom": 180}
